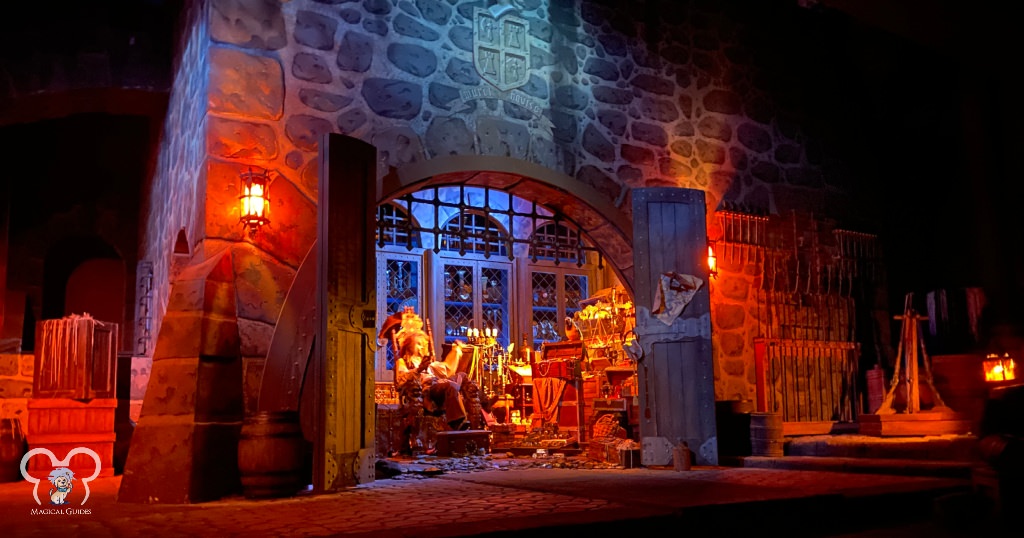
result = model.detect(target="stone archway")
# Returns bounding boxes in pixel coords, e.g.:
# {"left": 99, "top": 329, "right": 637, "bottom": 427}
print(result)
{"left": 262, "top": 155, "right": 641, "bottom": 420}
{"left": 262, "top": 144, "right": 714, "bottom": 490}
{"left": 385, "top": 155, "right": 637, "bottom": 293}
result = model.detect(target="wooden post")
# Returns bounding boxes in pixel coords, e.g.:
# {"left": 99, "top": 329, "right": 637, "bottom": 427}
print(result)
{"left": 892, "top": 310, "right": 927, "bottom": 414}
{"left": 907, "top": 313, "right": 920, "bottom": 413}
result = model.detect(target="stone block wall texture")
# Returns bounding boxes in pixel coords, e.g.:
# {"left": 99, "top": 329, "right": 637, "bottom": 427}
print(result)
{"left": 143, "top": 1, "right": 212, "bottom": 352}
{"left": 145, "top": 0, "right": 867, "bottom": 412}
{"left": 0, "top": 353, "right": 34, "bottom": 428}
{"left": 120, "top": 248, "right": 246, "bottom": 503}
{"left": 0, "top": 352, "right": 149, "bottom": 431}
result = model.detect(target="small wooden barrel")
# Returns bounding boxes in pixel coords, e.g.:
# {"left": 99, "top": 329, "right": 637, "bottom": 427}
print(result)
{"left": 238, "top": 411, "right": 307, "bottom": 499}
{"left": 749, "top": 412, "right": 784, "bottom": 457}
{"left": 865, "top": 365, "right": 887, "bottom": 414}
{"left": 0, "top": 418, "right": 27, "bottom": 482}
{"left": 715, "top": 400, "right": 753, "bottom": 458}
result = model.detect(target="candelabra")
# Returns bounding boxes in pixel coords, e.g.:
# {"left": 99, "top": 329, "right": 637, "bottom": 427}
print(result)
{"left": 465, "top": 328, "right": 507, "bottom": 399}
{"left": 466, "top": 327, "right": 498, "bottom": 347}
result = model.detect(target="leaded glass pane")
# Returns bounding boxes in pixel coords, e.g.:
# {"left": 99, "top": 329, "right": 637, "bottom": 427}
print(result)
{"left": 531, "top": 271, "right": 559, "bottom": 351}
{"left": 443, "top": 264, "right": 474, "bottom": 343}
{"left": 384, "top": 258, "right": 418, "bottom": 371}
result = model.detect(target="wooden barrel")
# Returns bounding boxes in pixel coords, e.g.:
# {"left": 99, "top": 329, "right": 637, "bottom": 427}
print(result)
{"left": 749, "top": 412, "right": 784, "bottom": 457}
{"left": 865, "top": 365, "right": 887, "bottom": 414}
{"left": 715, "top": 400, "right": 753, "bottom": 458}
{"left": 0, "top": 418, "right": 28, "bottom": 482}
{"left": 238, "top": 411, "right": 308, "bottom": 499}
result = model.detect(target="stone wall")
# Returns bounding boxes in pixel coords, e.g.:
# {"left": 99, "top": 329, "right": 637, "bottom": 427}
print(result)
{"left": 0, "top": 353, "right": 33, "bottom": 427}
{"left": 142, "top": 0, "right": 211, "bottom": 352}
{"left": 0, "top": 352, "right": 148, "bottom": 429}
{"left": 144, "top": 0, "right": 869, "bottom": 410}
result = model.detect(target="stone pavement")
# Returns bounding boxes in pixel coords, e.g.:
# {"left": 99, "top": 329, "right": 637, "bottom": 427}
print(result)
{"left": 0, "top": 454, "right": 996, "bottom": 538}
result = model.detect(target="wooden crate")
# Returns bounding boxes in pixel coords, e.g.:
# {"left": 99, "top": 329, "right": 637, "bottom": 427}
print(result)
{"left": 435, "top": 430, "right": 490, "bottom": 456}
{"left": 34, "top": 316, "right": 118, "bottom": 399}
{"left": 618, "top": 447, "right": 642, "bottom": 468}
{"left": 374, "top": 403, "right": 403, "bottom": 457}
{"left": 587, "top": 438, "right": 641, "bottom": 468}
{"left": 25, "top": 398, "right": 116, "bottom": 479}
{"left": 533, "top": 360, "right": 575, "bottom": 380}
{"left": 489, "top": 424, "right": 516, "bottom": 447}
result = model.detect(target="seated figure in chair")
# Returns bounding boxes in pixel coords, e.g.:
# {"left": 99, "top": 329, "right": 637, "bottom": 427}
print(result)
{"left": 381, "top": 308, "right": 480, "bottom": 455}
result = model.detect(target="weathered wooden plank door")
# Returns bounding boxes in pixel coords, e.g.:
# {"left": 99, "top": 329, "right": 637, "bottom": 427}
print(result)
{"left": 314, "top": 134, "right": 377, "bottom": 491}
{"left": 632, "top": 188, "right": 717, "bottom": 465}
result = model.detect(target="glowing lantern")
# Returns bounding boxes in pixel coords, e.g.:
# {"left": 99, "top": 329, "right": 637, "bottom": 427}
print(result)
{"left": 707, "top": 243, "right": 718, "bottom": 278}
{"left": 239, "top": 167, "right": 270, "bottom": 237}
{"left": 983, "top": 353, "right": 1016, "bottom": 383}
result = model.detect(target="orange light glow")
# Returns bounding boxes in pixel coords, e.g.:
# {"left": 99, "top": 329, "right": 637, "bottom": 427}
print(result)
{"left": 239, "top": 167, "right": 270, "bottom": 237}
{"left": 983, "top": 354, "right": 1016, "bottom": 382}
{"left": 707, "top": 244, "right": 718, "bottom": 277}
{"left": 242, "top": 182, "right": 265, "bottom": 218}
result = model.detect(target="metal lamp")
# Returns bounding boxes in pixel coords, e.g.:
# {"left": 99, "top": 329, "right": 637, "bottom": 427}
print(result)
{"left": 239, "top": 167, "right": 271, "bottom": 237}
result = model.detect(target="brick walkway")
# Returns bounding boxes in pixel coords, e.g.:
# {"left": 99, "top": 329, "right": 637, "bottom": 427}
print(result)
{"left": 0, "top": 459, "right": 974, "bottom": 538}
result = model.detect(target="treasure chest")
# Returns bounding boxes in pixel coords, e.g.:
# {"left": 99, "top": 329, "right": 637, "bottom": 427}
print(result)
{"left": 588, "top": 437, "right": 641, "bottom": 468}
{"left": 435, "top": 430, "right": 490, "bottom": 456}
{"left": 533, "top": 360, "right": 576, "bottom": 380}
{"left": 534, "top": 341, "right": 583, "bottom": 380}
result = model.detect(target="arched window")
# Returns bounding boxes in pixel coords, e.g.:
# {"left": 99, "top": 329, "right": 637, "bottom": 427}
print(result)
{"left": 440, "top": 212, "right": 508, "bottom": 257}
{"left": 376, "top": 203, "right": 420, "bottom": 249}
{"left": 529, "top": 222, "right": 583, "bottom": 265}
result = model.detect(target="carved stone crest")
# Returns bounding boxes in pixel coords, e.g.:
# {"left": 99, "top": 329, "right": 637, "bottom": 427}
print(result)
{"left": 473, "top": 5, "right": 530, "bottom": 92}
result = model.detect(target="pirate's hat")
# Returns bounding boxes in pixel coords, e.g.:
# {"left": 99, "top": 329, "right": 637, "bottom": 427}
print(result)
{"left": 377, "top": 311, "right": 404, "bottom": 347}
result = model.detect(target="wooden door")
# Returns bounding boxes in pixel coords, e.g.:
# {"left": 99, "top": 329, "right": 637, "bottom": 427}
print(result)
{"left": 632, "top": 188, "right": 717, "bottom": 465}
{"left": 315, "top": 134, "right": 377, "bottom": 490}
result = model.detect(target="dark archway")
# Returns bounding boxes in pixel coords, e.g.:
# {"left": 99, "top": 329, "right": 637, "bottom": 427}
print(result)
{"left": 42, "top": 236, "right": 122, "bottom": 322}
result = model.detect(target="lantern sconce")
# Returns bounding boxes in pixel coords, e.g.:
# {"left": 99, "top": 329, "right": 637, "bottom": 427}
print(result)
{"left": 707, "top": 242, "right": 718, "bottom": 279}
{"left": 983, "top": 353, "right": 1016, "bottom": 383}
{"left": 239, "top": 167, "right": 271, "bottom": 238}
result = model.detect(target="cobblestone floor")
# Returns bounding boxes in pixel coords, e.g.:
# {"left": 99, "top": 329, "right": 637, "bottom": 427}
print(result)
{"left": 0, "top": 454, "right": 974, "bottom": 538}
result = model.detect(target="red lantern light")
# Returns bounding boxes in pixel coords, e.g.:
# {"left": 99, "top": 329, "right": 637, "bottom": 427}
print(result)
{"left": 239, "top": 167, "right": 270, "bottom": 237}
{"left": 983, "top": 353, "right": 1016, "bottom": 383}
{"left": 707, "top": 243, "right": 718, "bottom": 278}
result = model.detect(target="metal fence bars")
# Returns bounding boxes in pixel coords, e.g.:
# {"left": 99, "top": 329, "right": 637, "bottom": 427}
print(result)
{"left": 755, "top": 338, "right": 859, "bottom": 423}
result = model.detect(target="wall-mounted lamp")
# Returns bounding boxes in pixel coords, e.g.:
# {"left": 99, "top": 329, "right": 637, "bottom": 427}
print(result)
{"left": 707, "top": 243, "right": 718, "bottom": 278}
{"left": 239, "top": 167, "right": 271, "bottom": 237}
{"left": 984, "top": 353, "right": 1016, "bottom": 383}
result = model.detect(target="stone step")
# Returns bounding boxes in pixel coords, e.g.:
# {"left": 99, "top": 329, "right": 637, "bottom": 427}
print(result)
{"left": 730, "top": 455, "right": 976, "bottom": 479}
{"left": 783, "top": 433, "right": 978, "bottom": 461}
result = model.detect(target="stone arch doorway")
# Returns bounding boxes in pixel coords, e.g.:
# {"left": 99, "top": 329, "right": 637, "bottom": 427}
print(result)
{"left": 264, "top": 135, "right": 715, "bottom": 492}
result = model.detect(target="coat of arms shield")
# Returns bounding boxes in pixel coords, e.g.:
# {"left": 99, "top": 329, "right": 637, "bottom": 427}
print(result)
{"left": 473, "top": 7, "right": 530, "bottom": 92}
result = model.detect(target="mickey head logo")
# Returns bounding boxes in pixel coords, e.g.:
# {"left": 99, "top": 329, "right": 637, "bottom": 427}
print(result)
{"left": 20, "top": 447, "right": 102, "bottom": 506}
